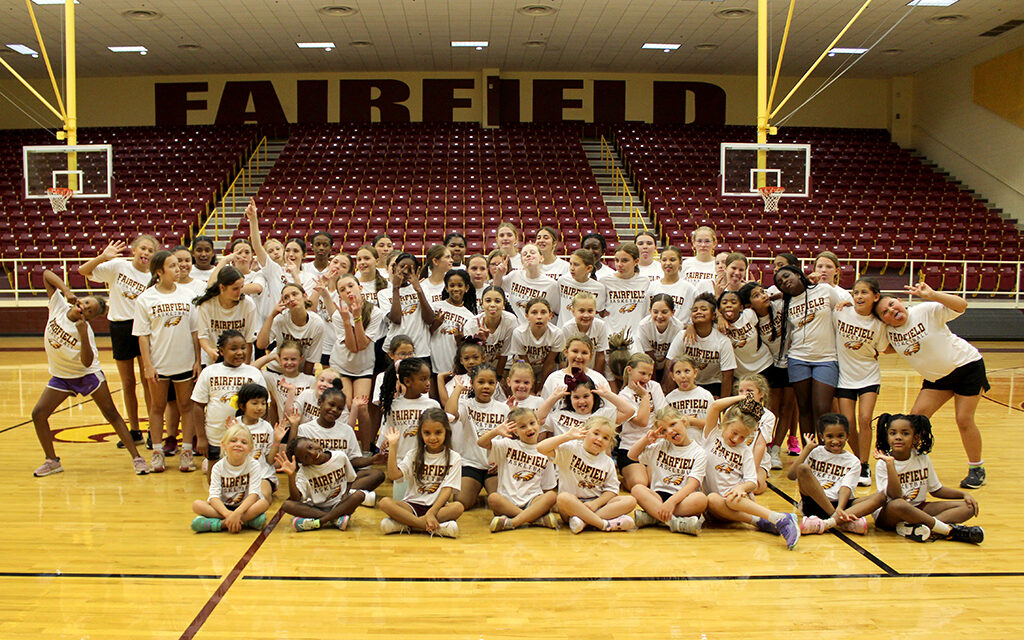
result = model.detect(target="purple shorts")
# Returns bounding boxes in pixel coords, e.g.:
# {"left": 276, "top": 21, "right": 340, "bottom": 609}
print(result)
{"left": 47, "top": 372, "right": 104, "bottom": 397}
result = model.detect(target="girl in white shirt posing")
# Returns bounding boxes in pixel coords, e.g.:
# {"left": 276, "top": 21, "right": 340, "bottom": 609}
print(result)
{"left": 536, "top": 226, "right": 570, "bottom": 281}
{"left": 256, "top": 283, "right": 326, "bottom": 376}
{"left": 599, "top": 242, "right": 650, "bottom": 342}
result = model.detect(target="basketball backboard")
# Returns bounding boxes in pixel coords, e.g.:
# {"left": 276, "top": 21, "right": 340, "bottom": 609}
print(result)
{"left": 720, "top": 142, "right": 810, "bottom": 198}
{"left": 23, "top": 144, "right": 113, "bottom": 198}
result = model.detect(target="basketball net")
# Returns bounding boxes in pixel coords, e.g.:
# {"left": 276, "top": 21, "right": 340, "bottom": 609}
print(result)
{"left": 46, "top": 187, "right": 73, "bottom": 213}
{"left": 758, "top": 186, "right": 785, "bottom": 213}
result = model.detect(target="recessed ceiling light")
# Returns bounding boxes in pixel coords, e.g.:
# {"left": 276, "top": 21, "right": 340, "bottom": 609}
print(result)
{"left": 523, "top": 40, "right": 547, "bottom": 48}
{"left": 907, "top": 0, "right": 958, "bottom": 6}
{"left": 828, "top": 47, "right": 868, "bottom": 56}
{"left": 518, "top": 5, "right": 557, "bottom": 17}
{"left": 715, "top": 8, "right": 754, "bottom": 19}
{"left": 108, "top": 46, "right": 148, "bottom": 55}
{"left": 297, "top": 42, "right": 335, "bottom": 51}
{"left": 642, "top": 43, "right": 681, "bottom": 51}
{"left": 177, "top": 43, "right": 202, "bottom": 51}
{"left": 6, "top": 44, "right": 39, "bottom": 57}
{"left": 350, "top": 41, "right": 373, "bottom": 48}
{"left": 122, "top": 9, "right": 161, "bottom": 21}
{"left": 694, "top": 43, "right": 719, "bottom": 51}
{"left": 319, "top": 5, "right": 358, "bottom": 16}
{"left": 927, "top": 14, "right": 968, "bottom": 24}
{"left": 452, "top": 41, "right": 488, "bottom": 48}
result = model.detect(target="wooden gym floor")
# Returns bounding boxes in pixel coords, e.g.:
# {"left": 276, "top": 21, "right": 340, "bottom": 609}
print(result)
{"left": 1, "top": 336, "right": 1022, "bottom": 639}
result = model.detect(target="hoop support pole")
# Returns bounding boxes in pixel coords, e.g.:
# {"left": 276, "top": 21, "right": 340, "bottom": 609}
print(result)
{"left": 24, "top": 0, "right": 66, "bottom": 119}
{"left": 766, "top": 0, "right": 796, "bottom": 117}
{"left": 0, "top": 57, "right": 63, "bottom": 120}
{"left": 756, "top": 0, "right": 769, "bottom": 186}
{"left": 65, "top": 0, "right": 78, "bottom": 190}
{"left": 769, "top": 0, "right": 873, "bottom": 121}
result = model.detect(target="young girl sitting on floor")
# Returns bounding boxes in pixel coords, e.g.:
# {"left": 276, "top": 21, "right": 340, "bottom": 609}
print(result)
{"left": 226, "top": 383, "right": 282, "bottom": 501}
{"left": 447, "top": 363, "right": 510, "bottom": 511}
{"left": 505, "top": 360, "right": 542, "bottom": 410}
{"left": 275, "top": 437, "right": 362, "bottom": 532}
{"left": 191, "top": 425, "right": 270, "bottom": 533}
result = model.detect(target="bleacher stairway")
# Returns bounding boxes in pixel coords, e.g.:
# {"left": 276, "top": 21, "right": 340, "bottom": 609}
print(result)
{"left": 582, "top": 139, "right": 654, "bottom": 242}
{"left": 207, "top": 138, "right": 288, "bottom": 251}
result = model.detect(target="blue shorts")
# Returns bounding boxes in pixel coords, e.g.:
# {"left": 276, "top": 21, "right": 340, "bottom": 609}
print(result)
{"left": 47, "top": 372, "right": 104, "bottom": 397}
{"left": 787, "top": 358, "right": 839, "bottom": 387}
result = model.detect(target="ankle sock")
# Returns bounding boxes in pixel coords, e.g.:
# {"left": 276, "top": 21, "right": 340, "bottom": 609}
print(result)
{"left": 931, "top": 520, "right": 952, "bottom": 536}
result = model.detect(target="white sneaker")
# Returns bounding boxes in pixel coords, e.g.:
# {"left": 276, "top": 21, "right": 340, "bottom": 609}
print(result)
{"left": 858, "top": 464, "right": 871, "bottom": 487}
{"left": 668, "top": 515, "right": 702, "bottom": 536}
{"left": 361, "top": 490, "right": 377, "bottom": 507}
{"left": 603, "top": 515, "right": 635, "bottom": 532}
{"left": 896, "top": 521, "right": 930, "bottom": 543}
{"left": 633, "top": 509, "right": 660, "bottom": 528}
{"left": 568, "top": 516, "right": 586, "bottom": 534}
{"left": 380, "top": 517, "right": 410, "bottom": 535}
{"left": 769, "top": 445, "right": 783, "bottom": 470}
{"left": 436, "top": 521, "right": 459, "bottom": 538}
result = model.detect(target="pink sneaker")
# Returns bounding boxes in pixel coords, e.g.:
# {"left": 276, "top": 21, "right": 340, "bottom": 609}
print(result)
{"left": 800, "top": 515, "right": 825, "bottom": 534}
{"left": 838, "top": 516, "right": 868, "bottom": 535}
{"left": 33, "top": 458, "right": 63, "bottom": 477}
{"left": 603, "top": 515, "right": 636, "bottom": 532}
{"left": 787, "top": 435, "right": 801, "bottom": 456}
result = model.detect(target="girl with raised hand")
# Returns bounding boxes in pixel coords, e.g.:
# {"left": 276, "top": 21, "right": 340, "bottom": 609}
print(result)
{"left": 471, "top": 285, "right": 519, "bottom": 376}
{"left": 377, "top": 252, "right": 435, "bottom": 360}
{"left": 679, "top": 226, "right": 717, "bottom": 288}
{"left": 535, "top": 226, "right": 570, "bottom": 281}
{"left": 634, "top": 231, "right": 663, "bottom": 282}
{"left": 510, "top": 298, "right": 565, "bottom": 389}
{"left": 256, "top": 283, "right": 326, "bottom": 376}
{"left": 540, "top": 333, "right": 609, "bottom": 399}
{"left": 874, "top": 282, "right": 988, "bottom": 490}
{"left": 419, "top": 244, "right": 455, "bottom": 306}
{"left": 663, "top": 357, "right": 715, "bottom": 445}
{"left": 615, "top": 353, "right": 667, "bottom": 491}
{"left": 713, "top": 252, "right": 750, "bottom": 297}
{"left": 494, "top": 221, "right": 523, "bottom": 271}
{"left": 354, "top": 245, "right": 388, "bottom": 307}
{"left": 379, "top": 408, "right": 465, "bottom": 537}
{"left": 536, "top": 374, "right": 635, "bottom": 438}
{"left": 325, "top": 275, "right": 385, "bottom": 413}
{"left": 650, "top": 244, "right": 698, "bottom": 313}
{"left": 78, "top": 235, "right": 157, "bottom": 448}
{"left": 665, "top": 293, "right": 737, "bottom": 398}
{"left": 559, "top": 292, "right": 608, "bottom": 375}
{"left": 375, "top": 358, "right": 442, "bottom": 498}
{"left": 636, "top": 294, "right": 685, "bottom": 383}
{"left": 275, "top": 437, "right": 362, "bottom": 532}
{"left": 538, "top": 417, "right": 637, "bottom": 534}
{"left": 445, "top": 232, "right": 468, "bottom": 270}
{"left": 194, "top": 266, "right": 259, "bottom": 366}
{"left": 133, "top": 249, "right": 200, "bottom": 474}
{"left": 32, "top": 270, "right": 147, "bottom": 477}
{"left": 191, "top": 425, "right": 269, "bottom": 533}
{"left": 504, "top": 243, "right": 560, "bottom": 324}
{"left": 555, "top": 249, "right": 607, "bottom": 321}
{"left": 430, "top": 269, "right": 478, "bottom": 387}
{"left": 446, "top": 363, "right": 510, "bottom": 511}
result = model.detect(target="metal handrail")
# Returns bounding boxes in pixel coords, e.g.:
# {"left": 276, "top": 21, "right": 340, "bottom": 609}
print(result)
{"left": 196, "top": 136, "right": 268, "bottom": 241}
{"left": 599, "top": 135, "right": 648, "bottom": 234}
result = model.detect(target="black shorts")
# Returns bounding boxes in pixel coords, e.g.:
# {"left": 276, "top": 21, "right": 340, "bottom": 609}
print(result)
{"left": 835, "top": 384, "right": 880, "bottom": 400}
{"left": 656, "top": 490, "right": 674, "bottom": 502}
{"left": 320, "top": 353, "right": 331, "bottom": 367}
{"left": 344, "top": 374, "right": 375, "bottom": 382}
{"left": 699, "top": 382, "right": 722, "bottom": 398}
{"left": 760, "top": 365, "right": 789, "bottom": 389}
{"left": 922, "top": 358, "right": 990, "bottom": 397}
{"left": 206, "top": 445, "right": 221, "bottom": 461}
{"left": 615, "top": 448, "right": 639, "bottom": 470}
{"left": 800, "top": 493, "right": 839, "bottom": 519}
{"left": 109, "top": 319, "right": 140, "bottom": 361}
{"left": 461, "top": 465, "right": 492, "bottom": 485}
{"left": 158, "top": 370, "right": 194, "bottom": 383}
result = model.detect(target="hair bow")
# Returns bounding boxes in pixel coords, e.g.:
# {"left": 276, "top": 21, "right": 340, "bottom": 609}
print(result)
{"left": 737, "top": 397, "right": 764, "bottom": 421}
{"left": 564, "top": 368, "right": 589, "bottom": 391}
{"left": 462, "top": 336, "right": 485, "bottom": 347}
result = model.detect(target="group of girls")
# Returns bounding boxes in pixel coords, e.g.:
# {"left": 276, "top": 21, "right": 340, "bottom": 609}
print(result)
{"left": 30, "top": 209, "right": 984, "bottom": 544}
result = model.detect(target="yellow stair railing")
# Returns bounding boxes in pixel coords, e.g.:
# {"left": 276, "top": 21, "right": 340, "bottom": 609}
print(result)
{"left": 599, "top": 135, "right": 648, "bottom": 235}
{"left": 196, "top": 136, "right": 269, "bottom": 242}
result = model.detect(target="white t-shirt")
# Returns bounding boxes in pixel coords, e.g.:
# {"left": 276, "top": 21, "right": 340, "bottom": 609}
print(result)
{"left": 724, "top": 309, "right": 774, "bottom": 377}
{"left": 782, "top": 283, "right": 844, "bottom": 362}
{"left": 301, "top": 274, "right": 338, "bottom": 357}
{"left": 191, "top": 362, "right": 266, "bottom": 444}
{"left": 179, "top": 278, "right": 208, "bottom": 299}
{"left": 639, "top": 439, "right": 707, "bottom": 495}
{"left": 745, "top": 409, "right": 777, "bottom": 472}
{"left": 540, "top": 368, "right": 608, "bottom": 400}
{"left": 266, "top": 311, "right": 326, "bottom": 372}
{"left": 559, "top": 318, "right": 610, "bottom": 370}
{"left": 680, "top": 257, "right": 716, "bottom": 289}
{"left": 617, "top": 383, "right": 667, "bottom": 451}
{"left": 301, "top": 261, "right": 329, "bottom": 280}
{"left": 540, "top": 258, "right": 571, "bottom": 281}
{"left": 298, "top": 420, "right": 361, "bottom": 461}
{"left": 636, "top": 316, "right": 685, "bottom": 365}
{"left": 666, "top": 328, "right": 737, "bottom": 386}
{"left": 489, "top": 437, "right": 556, "bottom": 507}
{"left": 429, "top": 300, "right": 476, "bottom": 375}
{"left": 471, "top": 311, "right": 519, "bottom": 367}
{"left": 245, "top": 418, "right": 278, "bottom": 482}
{"left": 834, "top": 306, "right": 889, "bottom": 389}
{"left": 638, "top": 261, "right": 664, "bottom": 283}
{"left": 758, "top": 302, "right": 787, "bottom": 366}
{"left": 884, "top": 302, "right": 982, "bottom": 382}
{"left": 253, "top": 261, "right": 280, "bottom": 321}
{"left": 599, "top": 273, "right": 650, "bottom": 338}
{"left": 804, "top": 446, "right": 860, "bottom": 502}
{"left": 453, "top": 398, "right": 511, "bottom": 471}
{"left": 358, "top": 277, "right": 383, "bottom": 308}
{"left": 648, "top": 280, "right": 696, "bottom": 324}
{"left": 665, "top": 386, "right": 715, "bottom": 445}
{"left": 88, "top": 259, "right": 150, "bottom": 322}
{"left": 398, "top": 449, "right": 463, "bottom": 507}
{"left": 546, "top": 404, "right": 619, "bottom": 437}
{"left": 504, "top": 270, "right": 559, "bottom": 323}
{"left": 553, "top": 440, "right": 619, "bottom": 499}
{"left": 702, "top": 427, "right": 757, "bottom": 495}
{"left": 262, "top": 370, "right": 315, "bottom": 419}
{"left": 594, "top": 263, "right": 615, "bottom": 280}
{"left": 197, "top": 297, "right": 260, "bottom": 366}
{"left": 45, "top": 291, "right": 102, "bottom": 378}
{"left": 132, "top": 285, "right": 198, "bottom": 376}
{"left": 555, "top": 276, "right": 607, "bottom": 321}
{"left": 377, "top": 285, "right": 431, "bottom": 358}
{"left": 376, "top": 395, "right": 443, "bottom": 461}
{"left": 295, "top": 451, "right": 357, "bottom": 508}
{"left": 190, "top": 264, "right": 215, "bottom": 283}
{"left": 208, "top": 457, "right": 263, "bottom": 507}
{"left": 510, "top": 323, "right": 566, "bottom": 367}
{"left": 330, "top": 305, "right": 386, "bottom": 377}
{"left": 875, "top": 450, "right": 942, "bottom": 507}
{"left": 507, "top": 394, "right": 542, "bottom": 411}
{"left": 420, "top": 279, "right": 447, "bottom": 307}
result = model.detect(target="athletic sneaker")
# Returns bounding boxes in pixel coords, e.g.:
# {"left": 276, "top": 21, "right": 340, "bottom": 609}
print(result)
{"left": 116, "top": 430, "right": 145, "bottom": 449}
{"left": 490, "top": 516, "right": 512, "bottom": 533}
{"left": 568, "top": 516, "right": 586, "bottom": 534}
{"left": 776, "top": 513, "right": 800, "bottom": 549}
{"left": 149, "top": 451, "right": 166, "bottom": 473}
{"left": 837, "top": 516, "right": 868, "bottom": 535}
{"left": 858, "top": 462, "right": 871, "bottom": 487}
{"left": 191, "top": 516, "right": 222, "bottom": 533}
{"left": 33, "top": 458, "right": 63, "bottom": 477}
{"left": 246, "top": 513, "right": 267, "bottom": 530}
{"left": 178, "top": 449, "right": 194, "bottom": 472}
{"left": 787, "top": 435, "right": 801, "bottom": 456}
{"left": 769, "top": 445, "right": 783, "bottom": 470}
{"left": 292, "top": 517, "right": 321, "bottom": 532}
{"left": 668, "top": 515, "right": 702, "bottom": 536}
{"left": 960, "top": 466, "right": 986, "bottom": 489}
{"left": 603, "top": 515, "right": 635, "bottom": 532}
{"left": 633, "top": 509, "right": 660, "bottom": 529}
{"left": 360, "top": 490, "right": 376, "bottom": 507}
{"left": 436, "top": 521, "right": 459, "bottom": 538}
{"left": 380, "top": 517, "right": 410, "bottom": 535}
{"left": 800, "top": 515, "right": 826, "bottom": 534}
{"left": 162, "top": 437, "right": 178, "bottom": 457}
{"left": 132, "top": 456, "right": 149, "bottom": 475}
{"left": 948, "top": 523, "right": 984, "bottom": 544}
{"left": 896, "top": 521, "right": 931, "bottom": 543}
{"left": 755, "top": 517, "right": 779, "bottom": 534}
{"left": 535, "top": 513, "right": 559, "bottom": 529}
{"left": 334, "top": 515, "right": 351, "bottom": 531}
{"left": 146, "top": 434, "right": 153, "bottom": 450}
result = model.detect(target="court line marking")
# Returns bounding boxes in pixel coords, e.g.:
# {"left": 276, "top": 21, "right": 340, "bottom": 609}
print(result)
{"left": 765, "top": 481, "right": 900, "bottom": 576}
{"left": 0, "top": 387, "right": 122, "bottom": 435}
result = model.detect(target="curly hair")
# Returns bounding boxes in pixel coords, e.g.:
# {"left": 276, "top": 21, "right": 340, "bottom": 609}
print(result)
{"left": 875, "top": 413, "right": 934, "bottom": 455}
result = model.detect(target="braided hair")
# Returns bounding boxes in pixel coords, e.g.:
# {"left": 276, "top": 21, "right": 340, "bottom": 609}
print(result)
{"left": 875, "top": 413, "right": 934, "bottom": 455}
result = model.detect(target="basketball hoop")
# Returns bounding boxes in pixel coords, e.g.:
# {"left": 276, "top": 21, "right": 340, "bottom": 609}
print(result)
{"left": 46, "top": 187, "right": 74, "bottom": 213}
{"left": 758, "top": 186, "right": 785, "bottom": 213}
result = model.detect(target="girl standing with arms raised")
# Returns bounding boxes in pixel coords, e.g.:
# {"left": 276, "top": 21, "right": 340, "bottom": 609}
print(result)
{"left": 378, "top": 252, "right": 435, "bottom": 360}
{"left": 504, "top": 243, "right": 559, "bottom": 323}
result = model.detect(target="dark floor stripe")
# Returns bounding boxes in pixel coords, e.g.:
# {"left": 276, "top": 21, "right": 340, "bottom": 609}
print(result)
{"left": 0, "top": 387, "right": 122, "bottom": 435}
{"left": 179, "top": 509, "right": 283, "bottom": 640}
{"left": 765, "top": 481, "right": 900, "bottom": 576}
{"left": 0, "top": 571, "right": 220, "bottom": 579}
